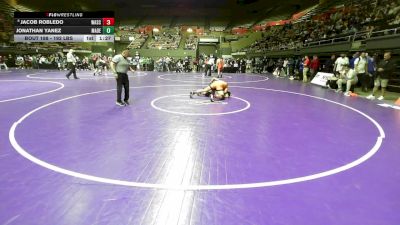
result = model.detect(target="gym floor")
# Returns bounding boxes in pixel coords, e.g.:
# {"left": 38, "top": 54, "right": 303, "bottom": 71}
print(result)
{"left": 1, "top": 69, "right": 399, "bottom": 225}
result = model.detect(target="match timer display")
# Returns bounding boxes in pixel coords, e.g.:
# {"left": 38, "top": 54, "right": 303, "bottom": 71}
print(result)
{"left": 14, "top": 12, "right": 115, "bottom": 42}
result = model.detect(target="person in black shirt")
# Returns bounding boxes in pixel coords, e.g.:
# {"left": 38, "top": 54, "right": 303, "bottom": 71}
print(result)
{"left": 366, "top": 52, "right": 397, "bottom": 100}
{"left": 324, "top": 55, "right": 336, "bottom": 72}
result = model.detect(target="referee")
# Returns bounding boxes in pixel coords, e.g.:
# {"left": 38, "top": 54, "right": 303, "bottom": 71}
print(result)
{"left": 65, "top": 49, "right": 79, "bottom": 79}
{"left": 110, "top": 49, "right": 135, "bottom": 106}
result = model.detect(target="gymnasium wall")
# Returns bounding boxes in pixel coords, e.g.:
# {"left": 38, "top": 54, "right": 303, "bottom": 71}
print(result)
{"left": 198, "top": 44, "right": 217, "bottom": 56}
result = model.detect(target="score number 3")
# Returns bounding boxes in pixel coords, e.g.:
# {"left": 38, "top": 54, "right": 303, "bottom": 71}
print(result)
{"left": 102, "top": 18, "right": 115, "bottom": 26}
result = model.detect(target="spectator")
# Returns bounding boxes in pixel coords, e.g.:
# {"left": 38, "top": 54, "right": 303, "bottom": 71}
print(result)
{"left": 309, "top": 55, "right": 320, "bottom": 80}
{"left": 367, "top": 52, "right": 397, "bottom": 100}
{"left": 303, "top": 55, "right": 311, "bottom": 82}
{"left": 324, "top": 55, "right": 336, "bottom": 72}
{"left": 217, "top": 57, "right": 224, "bottom": 78}
{"left": 0, "top": 55, "right": 8, "bottom": 70}
{"left": 349, "top": 52, "right": 360, "bottom": 69}
{"left": 336, "top": 64, "right": 358, "bottom": 96}
{"left": 354, "top": 52, "right": 369, "bottom": 92}
{"left": 334, "top": 53, "right": 349, "bottom": 75}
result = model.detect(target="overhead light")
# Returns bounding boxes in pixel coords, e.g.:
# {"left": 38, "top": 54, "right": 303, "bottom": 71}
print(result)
{"left": 187, "top": 28, "right": 193, "bottom": 33}
{"left": 128, "top": 36, "right": 134, "bottom": 41}
{"left": 153, "top": 28, "right": 159, "bottom": 32}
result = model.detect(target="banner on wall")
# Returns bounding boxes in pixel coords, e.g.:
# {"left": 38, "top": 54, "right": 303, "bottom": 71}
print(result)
{"left": 199, "top": 37, "right": 219, "bottom": 43}
{"left": 232, "top": 52, "right": 246, "bottom": 56}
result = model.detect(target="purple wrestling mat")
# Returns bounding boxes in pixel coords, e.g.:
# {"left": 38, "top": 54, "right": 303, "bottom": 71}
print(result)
{"left": 0, "top": 69, "right": 399, "bottom": 225}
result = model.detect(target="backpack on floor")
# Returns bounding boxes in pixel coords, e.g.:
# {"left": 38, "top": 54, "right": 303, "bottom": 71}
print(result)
{"left": 326, "top": 80, "right": 338, "bottom": 89}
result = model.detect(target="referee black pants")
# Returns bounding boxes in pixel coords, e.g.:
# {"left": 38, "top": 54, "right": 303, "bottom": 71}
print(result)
{"left": 116, "top": 73, "right": 129, "bottom": 102}
{"left": 66, "top": 62, "right": 78, "bottom": 79}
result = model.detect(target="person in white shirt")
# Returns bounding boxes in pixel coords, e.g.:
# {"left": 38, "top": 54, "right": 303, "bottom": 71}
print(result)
{"left": 110, "top": 49, "right": 135, "bottom": 106}
{"left": 283, "top": 58, "right": 289, "bottom": 76}
{"left": 209, "top": 56, "right": 215, "bottom": 73}
{"left": 65, "top": 49, "right": 79, "bottom": 79}
{"left": 39, "top": 56, "right": 47, "bottom": 64}
{"left": 354, "top": 52, "right": 369, "bottom": 92}
{"left": 246, "top": 58, "right": 252, "bottom": 73}
{"left": 336, "top": 64, "right": 357, "bottom": 96}
{"left": 16, "top": 55, "right": 24, "bottom": 69}
{"left": 333, "top": 53, "right": 349, "bottom": 75}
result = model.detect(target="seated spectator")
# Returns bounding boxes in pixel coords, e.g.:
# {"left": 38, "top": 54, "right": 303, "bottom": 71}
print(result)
{"left": 336, "top": 64, "right": 358, "bottom": 96}
{"left": 0, "top": 55, "right": 8, "bottom": 70}
{"left": 389, "top": 14, "right": 400, "bottom": 25}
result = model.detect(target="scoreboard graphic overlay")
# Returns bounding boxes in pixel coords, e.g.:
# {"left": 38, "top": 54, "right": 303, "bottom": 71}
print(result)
{"left": 14, "top": 12, "right": 115, "bottom": 42}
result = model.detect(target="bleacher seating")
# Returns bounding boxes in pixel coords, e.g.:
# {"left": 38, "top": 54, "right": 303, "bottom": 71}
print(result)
{"left": 184, "top": 35, "right": 198, "bottom": 50}
{"left": 126, "top": 33, "right": 149, "bottom": 49}
{"left": 147, "top": 27, "right": 181, "bottom": 50}
{"left": 0, "top": 2, "right": 16, "bottom": 43}
{"left": 246, "top": 0, "right": 400, "bottom": 53}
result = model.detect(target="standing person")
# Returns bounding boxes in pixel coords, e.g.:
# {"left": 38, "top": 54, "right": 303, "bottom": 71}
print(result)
{"left": 366, "top": 53, "right": 378, "bottom": 90}
{"left": 303, "top": 56, "right": 311, "bottom": 82}
{"left": 367, "top": 52, "right": 397, "bottom": 100}
{"left": 193, "top": 58, "right": 198, "bottom": 72}
{"left": 217, "top": 57, "right": 224, "bottom": 78}
{"left": 94, "top": 56, "right": 106, "bottom": 76}
{"left": 282, "top": 58, "right": 289, "bottom": 76}
{"left": 246, "top": 58, "right": 252, "bottom": 73}
{"left": 288, "top": 57, "right": 295, "bottom": 79}
{"left": 7, "top": 54, "right": 15, "bottom": 68}
{"left": 309, "top": 55, "right": 320, "bottom": 81}
{"left": 110, "top": 49, "right": 135, "bottom": 106}
{"left": 349, "top": 52, "right": 360, "bottom": 69}
{"left": 198, "top": 57, "right": 204, "bottom": 73}
{"left": 233, "top": 60, "right": 239, "bottom": 73}
{"left": 16, "top": 55, "right": 24, "bottom": 69}
{"left": 65, "top": 49, "right": 79, "bottom": 79}
{"left": 354, "top": 51, "right": 369, "bottom": 92}
{"left": 294, "top": 57, "right": 302, "bottom": 80}
{"left": 204, "top": 57, "right": 211, "bottom": 77}
{"left": 323, "top": 55, "right": 336, "bottom": 72}
{"left": 334, "top": 53, "right": 349, "bottom": 75}
{"left": 240, "top": 58, "right": 246, "bottom": 73}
